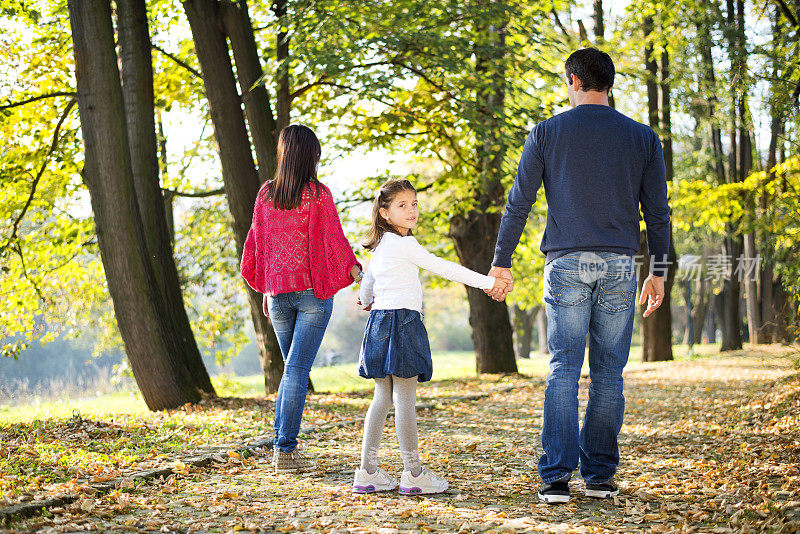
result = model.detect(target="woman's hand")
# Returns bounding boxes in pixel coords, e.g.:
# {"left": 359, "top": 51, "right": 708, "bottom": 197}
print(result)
{"left": 350, "top": 264, "right": 362, "bottom": 283}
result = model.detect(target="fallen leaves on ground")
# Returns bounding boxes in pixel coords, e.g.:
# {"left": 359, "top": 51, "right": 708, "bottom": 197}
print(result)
{"left": 2, "top": 345, "right": 799, "bottom": 533}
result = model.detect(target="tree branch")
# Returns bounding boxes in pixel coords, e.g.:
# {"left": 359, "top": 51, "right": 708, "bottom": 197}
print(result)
{"left": 3, "top": 99, "right": 77, "bottom": 254}
{"left": 775, "top": 0, "right": 799, "bottom": 27}
{"left": 290, "top": 59, "right": 402, "bottom": 100}
{"left": 12, "top": 242, "right": 47, "bottom": 305}
{"left": 0, "top": 91, "right": 76, "bottom": 111}
{"left": 340, "top": 181, "right": 437, "bottom": 207}
{"left": 162, "top": 186, "right": 226, "bottom": 199}
{"left": 152, "top": 43, "right": 202, "bottom": 78}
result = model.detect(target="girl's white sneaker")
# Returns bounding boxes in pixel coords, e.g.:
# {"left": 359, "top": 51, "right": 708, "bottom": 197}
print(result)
{"left": 352, "top": 468, "right": 399, "bottom": 494}
{"left": 399, "top": 467, "right": 448, "bottom": 495}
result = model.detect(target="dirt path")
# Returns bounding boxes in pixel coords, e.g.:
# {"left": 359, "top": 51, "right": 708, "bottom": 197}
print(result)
{"left": 5, "top": 347, "right": 799, "bottom": 533}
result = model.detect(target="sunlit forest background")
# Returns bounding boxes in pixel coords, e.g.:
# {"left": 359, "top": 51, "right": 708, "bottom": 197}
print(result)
{"left": 1, "top": 0, "right": 798, "bottom": 411}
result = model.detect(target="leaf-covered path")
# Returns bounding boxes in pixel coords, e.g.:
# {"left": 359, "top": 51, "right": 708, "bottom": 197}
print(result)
{"left": 4, "top": 347, "right": 800, "bottom": 533}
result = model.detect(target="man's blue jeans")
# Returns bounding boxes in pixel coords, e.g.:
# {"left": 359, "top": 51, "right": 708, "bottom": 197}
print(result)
{"left": 267, "top": 289, "right": 333, "bottom": 452}
{"left": 538, "top": 252, "right": 637, "bottom": 484}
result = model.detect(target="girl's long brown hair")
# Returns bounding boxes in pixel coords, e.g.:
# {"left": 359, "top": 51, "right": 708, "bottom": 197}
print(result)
{"left": 260, "top": 124, "right": 321, "bottom": 209}
{"left": 363, "top": 179, "right": 416, "bottom": 250}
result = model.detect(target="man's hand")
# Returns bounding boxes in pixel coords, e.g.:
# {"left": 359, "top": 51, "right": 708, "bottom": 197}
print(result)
{"left": 485, "top": 266, "right": 514, "bottom": 301}
{"left": 639, "top": 274, "right": 665, "bottom": 318}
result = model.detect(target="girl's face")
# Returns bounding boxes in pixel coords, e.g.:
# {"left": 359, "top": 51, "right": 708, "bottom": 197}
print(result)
{"left": 380, "top": 189, "right": 418, "bottom": 236}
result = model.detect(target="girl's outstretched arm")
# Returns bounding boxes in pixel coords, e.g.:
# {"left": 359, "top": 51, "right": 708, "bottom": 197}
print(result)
{"left": 359, "top": 265, "right": 375, "bottom": 309}
{"left": 401, "top": 237, "right": 496, "bottom": 290}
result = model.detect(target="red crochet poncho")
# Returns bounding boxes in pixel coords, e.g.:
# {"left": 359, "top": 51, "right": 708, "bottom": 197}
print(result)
{"left": 240, "top": 182, "right": 361, "bottom": 302}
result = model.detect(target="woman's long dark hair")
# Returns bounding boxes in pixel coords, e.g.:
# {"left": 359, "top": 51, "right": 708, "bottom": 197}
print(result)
{"left": 363, "top": 179, "right": 416, "bottom": 250}
{"left": 260, "top": 124, "right": 321, "bottom": 209}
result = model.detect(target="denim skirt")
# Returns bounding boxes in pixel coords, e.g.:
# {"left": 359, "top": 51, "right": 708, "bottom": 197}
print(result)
{"left": 359, "top": 308, "right": 433, "bottom": 383}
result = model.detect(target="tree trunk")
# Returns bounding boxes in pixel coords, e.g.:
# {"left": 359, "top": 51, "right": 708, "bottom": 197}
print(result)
{"left": 759, "top": 6, "right": 783, "bottom": 344}
{"left": 220, "top": 0, "right": 278, "bottom": 182}
{"left": 658, "top": 34, "right": 674, "bottom": 186}
{"left": 638, "top": 16, "right": 675, "bottom": 362}
{"left": 451, "top": 212, "right": 517, "bottom": 374}
{"left": 690, "top": 277, "right": 709, "bottom": 345}
{"left": 451, "top": 12, "right": 516, "bottom": 375}
{"left": 183, "top": 0, "right": 284, "bottom": 392}
{"left": 274, "top": 0, "right": 290, "bottom": 133}
{"left": 643, "top": 16, "right": 659, "bottom": 131}
{"left": 682, "top": 279, "right": 692, "bottom": 348}
{"left": 720, "top": 240, "right": 744, "bottom": 351}
{"left": 536, "top": 307, "right": 549, "bottom": 355}
{"left": 705, "top": 301, "right": 717, "bottom": 344}
{"left": 157, "top": 116, "right": 175, "bottom": 247}
{"left": 68, "top": 0, "right": 203, "bottom": 410}
{"left": 593, "top": 0, "right": 604, "bottom": 40}
{"left": 510, "top": 305, "right": 535, "bottom": 359}
{"left": 716, "top": 0, "right": 744, "bottom": 351}
{"left": 773, "top": 276, "right": 791, "bottom": 344}
{"left": 734, "top": 0, "right": 762, "bottom": 345}
{"left": 636, "top": 232, "right": 676, "bottom": 362}
{"left": 593, "top": 0, "right": 614, "bottom": 108}
{"left": 117, "top": 0, "right": 215, "bottom": 396}
{"left": 697, "top": 11, "right": 727, "bottom": 185}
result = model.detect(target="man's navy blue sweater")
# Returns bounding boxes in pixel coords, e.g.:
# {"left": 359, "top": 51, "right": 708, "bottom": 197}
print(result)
{"left": 492, "top": 104, "right": 671, "bottom": 277}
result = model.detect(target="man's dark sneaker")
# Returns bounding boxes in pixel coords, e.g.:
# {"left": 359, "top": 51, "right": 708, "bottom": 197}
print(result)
{"left": 585, "top": 480, "right": 619, "bottom": 498}
{"left": 537, "top": 480, "right": 570, "bottom": 504}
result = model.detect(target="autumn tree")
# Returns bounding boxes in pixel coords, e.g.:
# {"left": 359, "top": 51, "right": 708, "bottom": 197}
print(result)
{"left": 67, "top": 0, "right": 215, "bottom": 410}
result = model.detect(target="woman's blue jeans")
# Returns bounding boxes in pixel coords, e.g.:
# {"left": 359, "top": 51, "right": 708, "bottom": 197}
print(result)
{"left": 538, "top": 252, "right": 637, "bottom": 484}
{"left": 267, "top": 289, "right": 333, "bottom": 452}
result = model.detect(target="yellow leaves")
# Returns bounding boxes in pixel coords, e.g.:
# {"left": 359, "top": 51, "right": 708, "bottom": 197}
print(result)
{"left": 171, "top": 460, "right": 190, "bottom": 475}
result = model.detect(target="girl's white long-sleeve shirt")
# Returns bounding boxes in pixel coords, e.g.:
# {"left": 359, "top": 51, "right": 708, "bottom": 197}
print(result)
{"left": 359, "top": 232, "right": 496, "bottom": 312}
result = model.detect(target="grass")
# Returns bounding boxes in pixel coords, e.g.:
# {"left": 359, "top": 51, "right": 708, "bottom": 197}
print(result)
{"left": 0, "top": 344, "right": 725, "bottom": 423}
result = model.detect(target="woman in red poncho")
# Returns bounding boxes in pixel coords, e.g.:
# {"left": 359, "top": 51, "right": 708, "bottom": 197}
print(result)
{"left": 241, "top": 125, "right": 362, "bottom": 474}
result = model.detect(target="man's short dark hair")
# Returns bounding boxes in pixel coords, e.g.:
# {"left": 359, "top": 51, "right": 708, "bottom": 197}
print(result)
{"left": 565, "top": 48, "right": 615, "bottom": 92}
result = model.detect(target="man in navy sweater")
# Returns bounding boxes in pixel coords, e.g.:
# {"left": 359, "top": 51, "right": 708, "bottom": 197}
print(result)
{"left": 487, "top": 48, "right": 671, "bottom": 504}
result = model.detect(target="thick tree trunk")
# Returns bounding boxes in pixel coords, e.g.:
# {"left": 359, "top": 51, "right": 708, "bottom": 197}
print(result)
{"left": 510, "top": 305, "right": 535, "bottom": 359}
{"left": 451, "top": 212, "right": 517, "bottom": 374}
{"left": 117, "top": 0, "right": 215, "bottom": 396}
{"left": 220, "top": 0, "right": 278, "bottom": 182}
{"left": 183, "top": 0, "right": 284, "bottom": 392}
{"left": 69, "top": 0, "right": 203, "bottom": 410}
{"left": 453, "top": 13, "right": 516, "bottom": 375}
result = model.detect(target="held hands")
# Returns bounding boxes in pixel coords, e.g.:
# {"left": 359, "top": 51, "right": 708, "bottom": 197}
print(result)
{"left": 356, "top": 296, "right": 373, "bottom": 312}
{"left": 639, "top": 274, "right": 665, "bottom": 318}
{"left": 485, "top": 266, "right": 515, "bottom": 301}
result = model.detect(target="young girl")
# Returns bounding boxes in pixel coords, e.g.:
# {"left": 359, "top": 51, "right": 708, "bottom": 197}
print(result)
{"left": 352, "top": 179, "right": 508, "bottom": 495}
